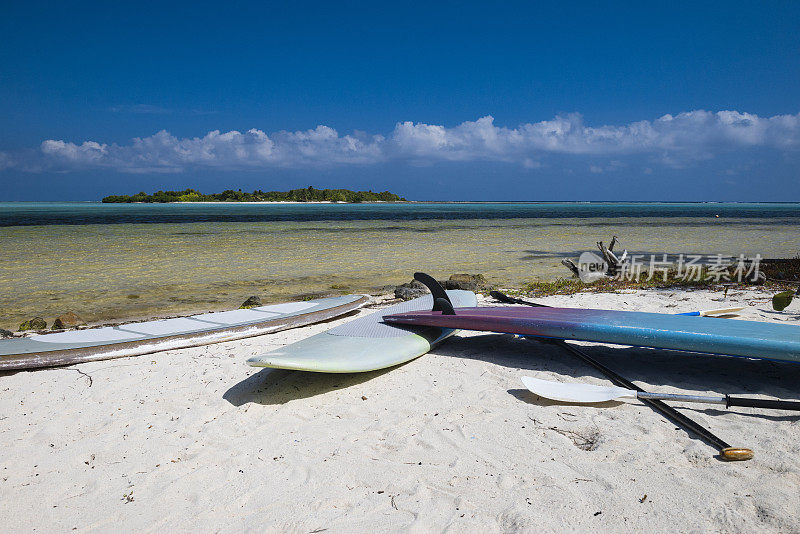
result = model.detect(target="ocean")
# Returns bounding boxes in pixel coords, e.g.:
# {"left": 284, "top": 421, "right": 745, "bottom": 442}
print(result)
{"left": 1, "top": 201, "right": 798, "bottom": 330}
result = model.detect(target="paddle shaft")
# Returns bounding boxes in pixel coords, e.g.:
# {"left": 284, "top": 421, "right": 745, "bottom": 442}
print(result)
{"left": 491, "top": 291, "right": 748, "bottom": 456}
{"left": 638, "top": 392, "right": 727, "bottom": 404}
{"left": 489, "top": 292, "right": 739, "bottom": 317}
{"left": 547, "top": 339, "right": 733, "bottom": 451}
{"left": 636, "top": 391, "right": 800, "bottom": 410}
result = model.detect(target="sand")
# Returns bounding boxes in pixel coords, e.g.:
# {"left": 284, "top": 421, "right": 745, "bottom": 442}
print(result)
{"left": 1, "top": 287, "right": 799, "bottom": 532}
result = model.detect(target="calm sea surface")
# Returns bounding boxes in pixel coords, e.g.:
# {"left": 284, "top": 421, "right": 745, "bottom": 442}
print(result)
{"left": 1, "top": 202, "right": 798, "bottom": 330}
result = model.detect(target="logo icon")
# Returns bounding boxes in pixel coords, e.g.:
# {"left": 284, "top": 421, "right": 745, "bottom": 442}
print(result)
{"left": 577, "top": 251, "right": 609, "bottom": 283}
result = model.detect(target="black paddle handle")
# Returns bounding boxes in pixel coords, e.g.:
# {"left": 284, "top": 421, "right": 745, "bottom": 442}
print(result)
{"left": 727, "top": 395, "right": 800, "bottom": 411}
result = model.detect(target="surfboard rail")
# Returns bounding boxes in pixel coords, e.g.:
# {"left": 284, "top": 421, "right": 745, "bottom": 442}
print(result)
{"left": 0, "top": 295, "right": 368, "bottom": 371}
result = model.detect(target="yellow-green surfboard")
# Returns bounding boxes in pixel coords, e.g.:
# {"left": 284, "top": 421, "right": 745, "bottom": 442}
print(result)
{"left": 247, "top": 290, "right": 477, "bottom": 373}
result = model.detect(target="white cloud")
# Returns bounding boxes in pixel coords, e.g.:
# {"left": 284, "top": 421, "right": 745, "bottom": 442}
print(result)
{"left": 0, "top": 151, "right": 13, "bottom": 171}
{"left": 35, "top": 127, "right": 384, "bottom": 173}
{"left": 5, "top": 110, "right": 800, "bottom": 173}
{"left": 108, "top": 104, "right": 172, "bottom": 114}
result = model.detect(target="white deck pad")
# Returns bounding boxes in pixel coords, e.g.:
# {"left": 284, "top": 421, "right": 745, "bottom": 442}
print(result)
{"left": 31, "top": 327, "right": 145, "bottom": 344}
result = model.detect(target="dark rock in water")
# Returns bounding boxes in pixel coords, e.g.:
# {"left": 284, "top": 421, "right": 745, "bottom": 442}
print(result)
{"left": 18, "top": 317, "right": 47, "bottom": 331}
{"left": 443, "top": 274, "right": 487, "bottom": 292}
{"left": 0, "top": 328, "right": 13, "bottom": 338}
{"left": 394, "top": 279, "right": 429, "bottom": 300}
{"left": 52, "top": 312, "right": 87, "bottom": 330}
{"left": 239, "top": 296, "right": 263, "bottom": 309}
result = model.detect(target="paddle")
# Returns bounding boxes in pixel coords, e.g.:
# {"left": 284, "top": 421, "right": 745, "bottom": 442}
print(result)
{"left": 521, "top": 376, "right": 800, "bottom": 411}
{"left": 487, "top": 289, "right": 753, "bottom": 461}
{"left": 489, "top": 290, "right": 743, "bottom": 317}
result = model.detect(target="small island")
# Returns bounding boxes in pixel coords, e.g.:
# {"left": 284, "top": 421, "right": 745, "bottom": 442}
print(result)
{"left": 102, "top": 186, "right": 406, "bottom": 203}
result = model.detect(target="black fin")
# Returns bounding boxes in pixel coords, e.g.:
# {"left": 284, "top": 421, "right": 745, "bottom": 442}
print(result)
{"left": 433, "top": 297, "right": 456, "bottom": 315}
{"left": 413, "top": 272, "right": 452, "bottom": 306}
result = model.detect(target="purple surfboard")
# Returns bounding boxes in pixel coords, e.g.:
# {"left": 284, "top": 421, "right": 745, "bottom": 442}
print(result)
{"left": 382, "top": 306, "right": 800, "bottom": 363}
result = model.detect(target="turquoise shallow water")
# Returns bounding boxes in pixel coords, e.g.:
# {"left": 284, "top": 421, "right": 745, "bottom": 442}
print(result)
{"left": 2, "top": 201, "right": 800, "bottom": 226}
{"left": 1, "top": 202, "right": 798, "bottom": 330}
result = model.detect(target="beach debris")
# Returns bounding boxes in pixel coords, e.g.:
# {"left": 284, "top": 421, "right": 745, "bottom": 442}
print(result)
{"left": 760, "top": 257, "right": 800, "bottom": 283}
{"left": 18, "top": 317, "right": 47, "bottom": 332}
{"left": 52, "top": 312, "right": 86, "bottom": 330}
{"left": 547, "top": 426, "right": 600, "bottom": 451}
{"left": 68, "top": 368, "right": 93, "bottom": 387}
{"left": 239, "top": 296, "right": 263, "bottom": 309}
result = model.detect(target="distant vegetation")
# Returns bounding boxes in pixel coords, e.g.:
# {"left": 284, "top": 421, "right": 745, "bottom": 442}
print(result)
{"left": 102, "top": 186, "right": 406, "bottom": 203}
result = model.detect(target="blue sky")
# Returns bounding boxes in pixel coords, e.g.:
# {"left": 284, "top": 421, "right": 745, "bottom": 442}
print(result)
{"left": 1, "top": 1, "right": 799, "bottom": 201}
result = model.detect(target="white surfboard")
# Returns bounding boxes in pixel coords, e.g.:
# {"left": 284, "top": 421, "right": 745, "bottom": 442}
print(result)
{"left": 0, "top": 295, "right": 368, "bottom": 370}
{"left": 247, "top": 290, "right": 477, "bottom": 372}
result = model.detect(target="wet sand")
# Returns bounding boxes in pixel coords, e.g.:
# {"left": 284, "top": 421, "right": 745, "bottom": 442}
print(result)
{"left": 1, "top": 216, "right": 798, "bottom": 330}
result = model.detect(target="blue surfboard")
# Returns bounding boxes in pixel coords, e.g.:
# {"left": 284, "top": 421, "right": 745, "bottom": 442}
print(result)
{"left": 383, "top": 306, "right": 800, "bottom": 363}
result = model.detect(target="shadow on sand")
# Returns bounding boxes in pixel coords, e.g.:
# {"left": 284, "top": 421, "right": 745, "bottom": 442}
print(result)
{"left": 432, "top": 332, "right": 800, "bottom": 420}
{"left": 223, "top": 329, "right": 800, "bottom": 420}
{"left": 223, "top": 365, "right": 396, "bottom": 407}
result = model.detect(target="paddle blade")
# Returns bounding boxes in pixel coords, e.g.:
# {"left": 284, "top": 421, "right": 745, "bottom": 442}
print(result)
{"left": 677, "top": 307, "right": 745, "bottom": 316}
{"left": 521, "top": 376, "right": 636, "bottom": 404}
{"left": 699, "top": 307, "right": 745, "bottom": 316}
{"left": 772, "top": 290, "right": 795, "bottom": 311}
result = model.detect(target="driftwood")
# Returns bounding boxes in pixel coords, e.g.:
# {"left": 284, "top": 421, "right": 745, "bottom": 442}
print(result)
{"left": 561, "top": 259, "right": 580, "bottom": 277}
{"left": 564, "top": 235, "right": 770, "bottom": 283}
{"left": 597, "top": 236, "right": 626, "bottom": 277}
{"left": 561, "top": 236, "right": 628, "bottom": 279}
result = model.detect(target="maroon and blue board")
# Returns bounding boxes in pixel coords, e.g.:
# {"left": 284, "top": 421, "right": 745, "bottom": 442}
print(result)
{"left": 382, "top": 306, "right": 800, "bottom": 363}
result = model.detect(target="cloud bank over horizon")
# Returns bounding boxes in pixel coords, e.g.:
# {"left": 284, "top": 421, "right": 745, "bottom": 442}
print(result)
{"left": 2, "top": 110, "right": 799, "bottom": 175}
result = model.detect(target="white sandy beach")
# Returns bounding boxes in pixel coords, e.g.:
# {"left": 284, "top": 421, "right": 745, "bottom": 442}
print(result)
{"left": 1, "top": 287, "right": 799, "bottom": 532}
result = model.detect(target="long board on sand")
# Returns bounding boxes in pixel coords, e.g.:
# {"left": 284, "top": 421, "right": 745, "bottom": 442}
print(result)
{"left": 247, "top": 290, "right": 477, "bottom": 372}
{"left": 382, "top": 306, "right": 800, "bottom": 363}
{"left": 0, "top": 295, "right": 368, "bottom": 371}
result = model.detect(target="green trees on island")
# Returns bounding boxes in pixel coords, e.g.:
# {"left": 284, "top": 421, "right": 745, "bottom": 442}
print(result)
{"left": 101, "top": 186, "right": 406, "bottom": 203}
